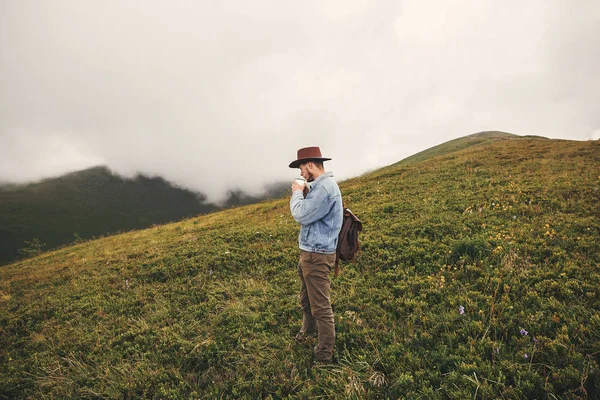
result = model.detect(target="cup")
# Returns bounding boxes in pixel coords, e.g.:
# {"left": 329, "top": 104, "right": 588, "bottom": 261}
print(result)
{"left": 294, "top": 177, "right": 306, "bottom": 188}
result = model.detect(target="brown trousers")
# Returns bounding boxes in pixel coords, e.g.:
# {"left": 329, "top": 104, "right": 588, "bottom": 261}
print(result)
{"left": 298, "top": 250, "right": 336, "bottom": 361}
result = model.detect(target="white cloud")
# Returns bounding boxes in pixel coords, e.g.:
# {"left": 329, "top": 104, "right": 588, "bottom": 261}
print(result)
{"left": 1, "top": 0, "right": 598, "bottom": 200}
{"left": 0, "top": 132, "right": 105, "bottom": 182}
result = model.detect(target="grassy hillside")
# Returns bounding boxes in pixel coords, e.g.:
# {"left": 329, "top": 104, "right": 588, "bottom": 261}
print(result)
{"left": 1, "top": 135, "right": 599, "bottom": 399}
{"left": 0, "top": 167, "right": 288, "bottom": 266}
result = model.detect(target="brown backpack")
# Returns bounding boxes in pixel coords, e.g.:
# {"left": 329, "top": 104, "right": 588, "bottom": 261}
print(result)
{"left": 334, "top": 208, "right": 362, "bottom": 277}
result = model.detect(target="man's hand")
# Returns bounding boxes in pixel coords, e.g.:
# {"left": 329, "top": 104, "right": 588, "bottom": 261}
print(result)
{"left": 291, "top": 180, "right": 304, "bottom": 193}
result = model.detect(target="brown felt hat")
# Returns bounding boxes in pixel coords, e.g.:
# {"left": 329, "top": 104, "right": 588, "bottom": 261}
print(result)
{"left": 289, "top": 146, "right": 332, "bottom": 168}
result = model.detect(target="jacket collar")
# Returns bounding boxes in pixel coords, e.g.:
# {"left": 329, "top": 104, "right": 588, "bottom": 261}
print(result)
{"left": 311, "top": 171, "right": 334, "bottom": 186}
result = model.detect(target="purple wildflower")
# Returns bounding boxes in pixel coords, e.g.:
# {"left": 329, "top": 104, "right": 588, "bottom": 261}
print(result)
{"left": 524, "top": 353, "right": 529, "bottom": 359}
{"left": 459, "top": 305, "right": 465, "bottom": 315}
{"left": 520, "top": 328, "right": 528, "bottom": 336}
{"left": 533, "top": 336, "right": 538, "bottom": 343}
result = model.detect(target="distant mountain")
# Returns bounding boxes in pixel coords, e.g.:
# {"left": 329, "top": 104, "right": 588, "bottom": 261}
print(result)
{"left": 0, "top": 166, "right": 288, "bottom": 265}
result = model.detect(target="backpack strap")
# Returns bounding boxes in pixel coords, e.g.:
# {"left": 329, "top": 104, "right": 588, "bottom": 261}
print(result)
{"left": 345, "top": 208, "right": 362, "bottom": 226}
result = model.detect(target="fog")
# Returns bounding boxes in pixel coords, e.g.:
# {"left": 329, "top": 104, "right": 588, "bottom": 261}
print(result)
{"left": 1, "top": 0, "right": 599, "bottom": 200}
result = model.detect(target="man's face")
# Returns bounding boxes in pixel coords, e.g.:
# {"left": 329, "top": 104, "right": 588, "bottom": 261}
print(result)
{"left": 299, "top": 162, "right": 315, "bottom": 182}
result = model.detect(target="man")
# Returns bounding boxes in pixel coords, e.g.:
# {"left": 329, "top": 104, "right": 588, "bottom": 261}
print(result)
{"left": 289, "top": 146, "right": 343, "bottom": 363}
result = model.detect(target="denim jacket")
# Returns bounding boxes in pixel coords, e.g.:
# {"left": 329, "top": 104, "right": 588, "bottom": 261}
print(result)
{"left": 290, "top": 172, "right": 343, "bottom": 254}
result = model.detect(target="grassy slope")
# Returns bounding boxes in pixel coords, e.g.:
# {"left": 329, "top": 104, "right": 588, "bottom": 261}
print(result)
{"left": 1, "top": 136, "right": 599, "bottom": 399}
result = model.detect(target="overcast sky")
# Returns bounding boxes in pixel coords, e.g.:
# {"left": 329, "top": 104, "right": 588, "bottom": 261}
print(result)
{"left": 1, "top": 0, "right": 599, "bottom": 200}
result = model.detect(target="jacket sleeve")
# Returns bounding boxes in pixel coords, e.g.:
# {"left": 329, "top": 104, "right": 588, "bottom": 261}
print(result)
{"left": 290, "top": 185, "right": 332, "bottom": 225}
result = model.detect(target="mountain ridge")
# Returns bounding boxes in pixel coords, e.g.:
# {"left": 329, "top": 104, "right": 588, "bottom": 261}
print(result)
{"left": 389, "top": 130, "right": 519, "bottom": 168}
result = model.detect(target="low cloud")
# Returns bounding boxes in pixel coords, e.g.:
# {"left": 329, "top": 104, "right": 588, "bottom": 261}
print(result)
{"left": 1, "top": 0, "right": 598, "bottom": 201}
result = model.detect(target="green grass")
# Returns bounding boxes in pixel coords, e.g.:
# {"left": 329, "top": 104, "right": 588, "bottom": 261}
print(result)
{"left": 1, "top": 135, "right": 599, "bottom": 399}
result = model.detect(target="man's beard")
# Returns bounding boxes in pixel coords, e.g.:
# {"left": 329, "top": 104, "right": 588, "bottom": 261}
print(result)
{"left": 306, "top": 171, "right": 315, "bottom": 182}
